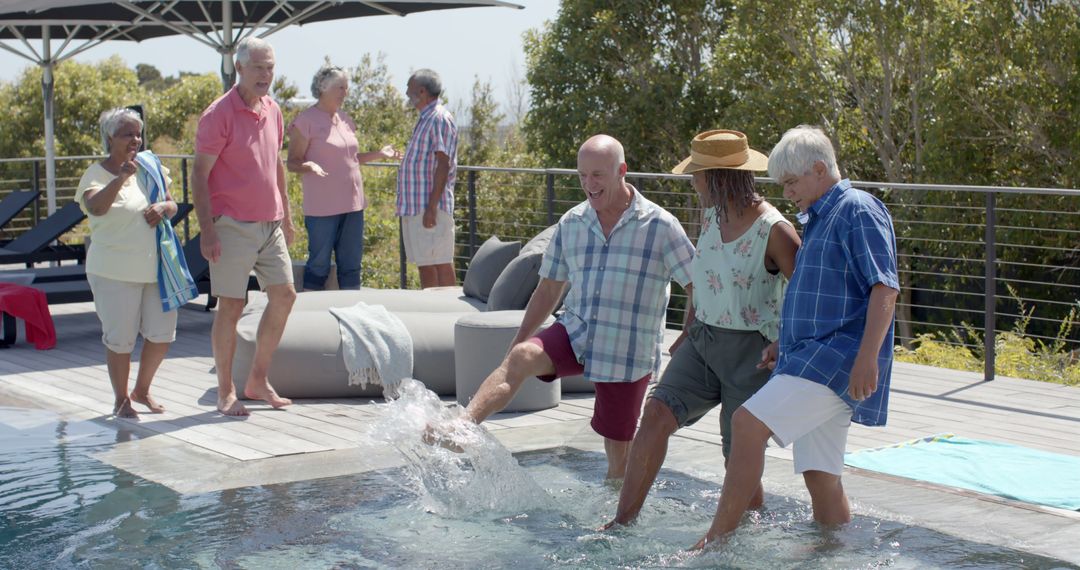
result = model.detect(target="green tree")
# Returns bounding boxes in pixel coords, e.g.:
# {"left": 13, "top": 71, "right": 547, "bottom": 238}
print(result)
{"left": 460, "top": 77, "right": 504, "bottom": 167}
{"left": 522, "top": 0, "right": 733, "bottom": 173}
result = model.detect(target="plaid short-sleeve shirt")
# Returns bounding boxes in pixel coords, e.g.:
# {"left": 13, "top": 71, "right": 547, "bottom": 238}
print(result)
{"left": 774, "top": 179, "right": 900, "bottom": 426}
{"left": 539, "top": 187, "right": 695, "bottom": 383}
{"left": 396, "top": 100, "right": 457, "bottom": 216}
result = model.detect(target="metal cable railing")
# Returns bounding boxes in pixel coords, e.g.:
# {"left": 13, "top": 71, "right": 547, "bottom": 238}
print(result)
{"left": 2, "top": 154, "right": 1079, "bottom": 380}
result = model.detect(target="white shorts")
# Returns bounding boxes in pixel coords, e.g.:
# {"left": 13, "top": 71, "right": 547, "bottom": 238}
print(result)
{"left": 401, "top": 210, "right": 455, "bottom": 266}
{"left": 88, "top": 273, "right": 178, "bottom": 353}
{"left": 742, "top": 373, "right": 852, "bottom": 475}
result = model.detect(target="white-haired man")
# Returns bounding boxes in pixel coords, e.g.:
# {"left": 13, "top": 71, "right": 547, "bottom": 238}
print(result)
{"left": 446, "top": 134, "right": 696, "bottom": 479}
{"left": 192, "top": 37, "right": 297, "bottom": 416}
{"left": 398, "top": 68, "right": 459, "bottom": 288}
{"left": 695, "top": 125, "right": 899, "bottom": 548}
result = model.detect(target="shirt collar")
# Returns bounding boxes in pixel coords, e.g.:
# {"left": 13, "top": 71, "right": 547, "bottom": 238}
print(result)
{"left": 226, "top": 85, "right": 270, "bottom": 118}
{"left": 419, "top": 99, "right": 439, "bottom": 119}
{"left": 798, "top": 178, "right": 851, "bottom": 225}
{"left": 581, "top": 184, "right": 648, "bottom": 232}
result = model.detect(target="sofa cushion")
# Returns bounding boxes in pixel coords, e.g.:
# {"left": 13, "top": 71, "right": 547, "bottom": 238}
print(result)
{"left": 521, "top": 224, "right": 557, "bottom": 256}
{"left": 486, "top": 252, "right": 542, "bottom": 311}
{"left": 463, "top": 236, "right": 520, "bottom": 302}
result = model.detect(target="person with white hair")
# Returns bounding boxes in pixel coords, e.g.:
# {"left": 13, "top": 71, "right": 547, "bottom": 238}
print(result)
{"left": 76, "top": 107, "right": 196, "bottom": 418}
{"left": 397, "top": 68, "right": 459, "bottom": 288}
{"left": 192, "top": 36, "right": 296, "bottom": 416}
{"left": 694, "top": 125, "right": 899, "bottom": 549}
{"left": 286, "top": 64, "right": 400, "bottom": 291}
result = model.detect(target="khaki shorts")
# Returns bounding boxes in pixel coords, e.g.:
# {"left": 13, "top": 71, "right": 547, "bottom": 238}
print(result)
{"left": 401, "top": 210, "right": 455, "bottom": 266}
{"left": 649, "top": 321, "right": 772, "bottom": 458}
{"left": 209, "top": 215, "right": 293, "bottom": 299}
{"left": 743, "top": 374, "right": 853, "bottom": 476}
{"left": 87, "top": 273, "right": 177, "bottom": 353}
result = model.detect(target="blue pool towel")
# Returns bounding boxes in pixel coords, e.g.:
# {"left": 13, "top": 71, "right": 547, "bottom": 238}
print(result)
{"left": 845, "top": 434, "right": 1080, "bottom": 511}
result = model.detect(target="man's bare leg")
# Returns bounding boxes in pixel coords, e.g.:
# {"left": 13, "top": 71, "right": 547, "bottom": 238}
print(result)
{"left": 604, "top": 398, "right": 679, "bottom": 527}
{"left": 418, "top": 265, "right": 439, "bottom": 289}
{"left": 434, "top": 262, "right": 456, "bottom": 287}
{"left": 803, "top": 470, "right": 851, "bottom": 525}
{"left": 694, "top": 407, "right": 772, "bottom": 549}
{"left": 129, "top": 340, "right": 170, "bottom": 413}
{"left": 604, "top": 437, "right": 632, "bottom": 480}
{"left": 242, "top": 283, "right": 296, "bottom": 408}
{"left": 106, "top": 349, "right": 137, "bottom": 418}
{"left": 212, "top": 296, "right": 248, "bottom": 416}
{"left": 464, "top": 341, "right": 556, "bottom": 424}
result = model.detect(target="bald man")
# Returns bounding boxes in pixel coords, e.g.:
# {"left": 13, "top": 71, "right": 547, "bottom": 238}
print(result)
{"left": 453, "top": 135, "right": 695, "bottom": 478}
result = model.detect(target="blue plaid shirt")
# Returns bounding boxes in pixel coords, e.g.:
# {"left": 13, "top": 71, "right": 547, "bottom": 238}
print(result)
{"left": 774, "top": 179, "right": 899, "bottom": 426}
{"left": 540, "top": 187, "right": 695, "bottom": 383}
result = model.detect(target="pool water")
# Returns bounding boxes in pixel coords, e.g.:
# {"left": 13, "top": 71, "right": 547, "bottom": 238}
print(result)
{"left": 1, "top": 403, "right": 1075, "bottom": 569}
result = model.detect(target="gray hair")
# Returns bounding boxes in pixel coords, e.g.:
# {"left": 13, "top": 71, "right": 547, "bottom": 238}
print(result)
{"left": 98, "top": 107, "right": 143, "bottom": 153}
{"left": 767, "top": 125, "right": 841, "bottom": 180}
{"left": 310, "top": 65, "right": 348, "bottom": 99}
{"left": 235, "top": 36, "right": 274, "bottom": 66}
{"left": 409, "top": 68, "right": 442, "bottom": 97}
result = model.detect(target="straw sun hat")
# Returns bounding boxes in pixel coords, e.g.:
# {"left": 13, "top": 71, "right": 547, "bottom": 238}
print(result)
{"left": 671, "top": 129, "right": 768, "bottom": 174}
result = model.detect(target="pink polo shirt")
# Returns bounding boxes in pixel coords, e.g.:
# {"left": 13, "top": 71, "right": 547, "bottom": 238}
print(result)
{"left": 195, "top": 86, "right": 284, "bottom": 222}
{"left": 288, "top": 106, "right": 365, "bottom": 216}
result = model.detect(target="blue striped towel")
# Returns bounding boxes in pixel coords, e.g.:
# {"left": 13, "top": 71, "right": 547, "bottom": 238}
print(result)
{"left": 135, "top": 151, "right": 198, "bottom": 312}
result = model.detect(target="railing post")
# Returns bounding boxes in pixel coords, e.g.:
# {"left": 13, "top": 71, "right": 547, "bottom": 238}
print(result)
{"left": 181, "top": 157, "right": 190, "bottom": 242}
{"left": 398, "top": 217, "right": 407, "bottom": 289}
{"left": 984, "top": 192, "right": 996, "bottom": 381}
{"left": 31, "top": 160, "right": 41, "bottom": 223}
{"left": 468, "top": 170, "right": 478, "bottom": 259}
{"left": 545, "top": 172, "right": 555, "bottom": 225}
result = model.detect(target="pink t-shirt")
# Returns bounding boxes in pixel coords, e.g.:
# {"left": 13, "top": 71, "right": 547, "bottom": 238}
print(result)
{"left": 195, "top": 86, "right": 284, "bottom": 222}
{"left": 288, "top": 106, "right": 365, "bottom": 216}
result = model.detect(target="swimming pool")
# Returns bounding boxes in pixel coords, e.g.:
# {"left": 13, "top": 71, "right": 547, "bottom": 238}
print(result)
{"left": 1, "top": 405, "right": 1074, "bottom": 569}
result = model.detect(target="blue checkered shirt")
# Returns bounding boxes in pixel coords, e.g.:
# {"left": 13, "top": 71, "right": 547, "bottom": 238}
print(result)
{"left": 540, "top": 187, "right": 695, "bottom": 383}
{"left": 396, "top": 100, "right": 457, "bottom": 216}
{"left": 774, "top": 179, "right": 899, "bottom": 426}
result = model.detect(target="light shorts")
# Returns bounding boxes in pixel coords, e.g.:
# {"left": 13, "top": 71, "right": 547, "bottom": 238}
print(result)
{"left": 742, "top": 374, "right": 853, "bottom": 476}
{"left": 209, "top": 215, "right": 293, "bottom": 299}
{"left": 401, "top": 209, "right": 455, "bottom": 266}
{"left": 87, "top": 273, "right": 178, "bottom": 353}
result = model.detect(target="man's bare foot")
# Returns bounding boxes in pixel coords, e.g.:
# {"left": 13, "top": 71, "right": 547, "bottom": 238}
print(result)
{"left": 243, "top": 383, "right": 292, "bottom": 409}
{"left": 130, "top": 392, "right": 165, "bottom": 413}
{"left": 113, "top": 398, "right": 139, "bottom": 419}
{"left": 217, "top": 395, "right": 250, "bottom": 417}
{"left": 598, "top": 517, "right": 632, "bottom": 531}
{"left": 422, "top": 424, "right": 465, "bottom": 453}
{"left": 691, "top": 531, "right": 730, "bottom": 551}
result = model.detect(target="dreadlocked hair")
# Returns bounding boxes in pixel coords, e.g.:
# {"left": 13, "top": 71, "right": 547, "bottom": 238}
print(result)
{"left": 702, "top": 168, "right": 761, "bottom": 225}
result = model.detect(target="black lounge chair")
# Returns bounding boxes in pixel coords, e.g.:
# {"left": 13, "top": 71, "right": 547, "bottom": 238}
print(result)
{"left": 0, "top": 202, "right": 86, "bottom": 266}
{"left": 0, "top": 189, "right": 41, "bottom": 234}
{"left": 0, "top": 203, "right": 194, "bottom": 283}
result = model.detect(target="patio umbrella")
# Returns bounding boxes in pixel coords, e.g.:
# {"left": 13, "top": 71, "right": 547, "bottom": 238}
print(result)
{"left": 0, "top": 0, "right": 523, "bottom": 214}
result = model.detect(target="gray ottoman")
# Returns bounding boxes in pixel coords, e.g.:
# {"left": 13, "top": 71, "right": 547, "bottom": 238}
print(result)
{"left": 454, "top": 311, "right": 560, "bottom": 412}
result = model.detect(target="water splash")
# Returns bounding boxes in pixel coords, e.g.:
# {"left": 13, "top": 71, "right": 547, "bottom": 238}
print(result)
{"left": 364, "top": 379, "right": 553, "bottom": 518}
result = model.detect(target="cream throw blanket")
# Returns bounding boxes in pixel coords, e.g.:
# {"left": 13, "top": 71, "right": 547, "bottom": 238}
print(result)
{"left": 329, "top": 302, "right": 413, "bottom": 397}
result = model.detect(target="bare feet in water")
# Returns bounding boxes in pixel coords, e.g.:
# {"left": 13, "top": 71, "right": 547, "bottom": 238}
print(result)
{"left": 113, "top": 397, "right": 138, "bottom": 419}
{"left": 130, "top": 391, "right": 165, "bottom": 413}
{"left": 243, "top": 383, "right": 292, "bottom": 409}
{"left": 217, "top": 394, "right": 249, "bottom": 417}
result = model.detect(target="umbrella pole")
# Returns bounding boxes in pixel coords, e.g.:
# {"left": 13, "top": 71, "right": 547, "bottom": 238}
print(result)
{"left": 219, "top": 0, "right": 235, "bottom": 92}
{"left": 41, "top": 26, "right": 57, "bottom": 216}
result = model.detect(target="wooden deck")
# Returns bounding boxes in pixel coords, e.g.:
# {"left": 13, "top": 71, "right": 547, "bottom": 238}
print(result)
{"left": 2, "top": 297, "right": 1080, "bottom": 562}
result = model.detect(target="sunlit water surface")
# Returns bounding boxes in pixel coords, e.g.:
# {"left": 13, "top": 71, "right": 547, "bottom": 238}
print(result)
{"left": 1, "top": 382, "right": 1075, "bottom": 569}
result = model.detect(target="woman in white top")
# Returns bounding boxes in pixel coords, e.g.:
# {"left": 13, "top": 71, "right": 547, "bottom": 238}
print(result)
{"left": 76, "top": 108, "right": 179, "bottom": 418}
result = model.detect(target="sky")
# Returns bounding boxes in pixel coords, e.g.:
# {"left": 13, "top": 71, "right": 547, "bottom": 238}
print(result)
{"left": 0, "top": 1, "right": 561, "bottom": 120}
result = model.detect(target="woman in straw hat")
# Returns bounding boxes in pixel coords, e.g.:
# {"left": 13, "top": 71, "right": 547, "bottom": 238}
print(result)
{"left": 605, "top": 130, "right": 801, "bottom": 527}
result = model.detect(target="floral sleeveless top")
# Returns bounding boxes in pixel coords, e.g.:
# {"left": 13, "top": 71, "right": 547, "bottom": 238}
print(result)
{"left": 691, "top": 206, "right": 792, "bottom": 341}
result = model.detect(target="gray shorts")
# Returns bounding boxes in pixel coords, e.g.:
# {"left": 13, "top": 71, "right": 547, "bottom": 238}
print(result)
{"left": 649, "top": 320, "right": 771, "bottom": 457}
{"left": 209, "top": 215, "right": 293, "bottom": 298}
